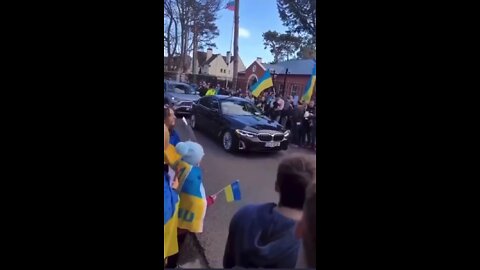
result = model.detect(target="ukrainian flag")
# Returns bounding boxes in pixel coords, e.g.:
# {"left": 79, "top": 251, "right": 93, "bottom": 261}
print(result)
{"left": 177, "top": 163, "right": 207, "bottom": 233}
{"left": 249, "top": 71, "right": 273, "bottom": 97}
{"left": 224, "top": 180, "right": 241, "bottom": 202}
{"left": 164, "top": 172, "right": 179, "bottom": 259}
{"left": 301, "top": 63, "right": 316, "bottom": 103}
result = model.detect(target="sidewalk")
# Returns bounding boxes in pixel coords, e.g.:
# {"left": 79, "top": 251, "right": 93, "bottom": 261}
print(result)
{"left": 178, "top": 234, "right": 209, "bottom": 268}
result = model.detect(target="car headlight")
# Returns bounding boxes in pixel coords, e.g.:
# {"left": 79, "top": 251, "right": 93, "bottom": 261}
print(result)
{"left": 235, "top": 129, "right": 257, "bottom": 138}
{"left": 284, "top": 130, "right": 291, "bottom": 137}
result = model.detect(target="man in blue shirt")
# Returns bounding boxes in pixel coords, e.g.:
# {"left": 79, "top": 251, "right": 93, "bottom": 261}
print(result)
{"left": 223, "top": 155, "right": 316, "bottom": 268}
{"left": 164, "top": 105, "right": 180, "bottom": 146}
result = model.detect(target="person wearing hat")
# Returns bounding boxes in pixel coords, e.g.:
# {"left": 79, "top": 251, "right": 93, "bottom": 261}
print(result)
{"left": 165, "top": 140, "right": 216, "bottom": 268}
{"left": 164, "top": 124, "right": 180, "bottom": 265}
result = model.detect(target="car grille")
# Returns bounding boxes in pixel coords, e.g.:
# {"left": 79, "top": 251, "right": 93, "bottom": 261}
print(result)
{"left": 273, "top": 134, "right": 284, "bottom": 141}
{"left": 257, "top": 134, "right": 273, "bottom": 141}
{"left": 177, "top": 101, "right": 193, "bottom": 107}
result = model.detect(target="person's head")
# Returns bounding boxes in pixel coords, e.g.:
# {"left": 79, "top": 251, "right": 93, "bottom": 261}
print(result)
{"left": 309, "top": 101, "right": 315, "bottom": 107}
{"left": 296, "top": 181, "right": 316, "bottom": 268}
{"left": 176, "top": 141, "right": 205, "bottom": 166}
{"left": 275, "top": 155, "right": 316, "bottom": 209}
{"left": 164, "top": 106, "right": 176, "bottom": 130}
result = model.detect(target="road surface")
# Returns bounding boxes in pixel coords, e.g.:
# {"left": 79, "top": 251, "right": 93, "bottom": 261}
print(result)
{"left": 174, "top": 117, "right": 315, "bottom": 268}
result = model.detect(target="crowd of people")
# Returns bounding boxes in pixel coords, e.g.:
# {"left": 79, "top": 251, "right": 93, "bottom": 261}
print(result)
{"left": 251, "top": 90, "right": 316, "bottom": 151}
{"left": 163, "top": 104, "right": 317, "bottom": 268}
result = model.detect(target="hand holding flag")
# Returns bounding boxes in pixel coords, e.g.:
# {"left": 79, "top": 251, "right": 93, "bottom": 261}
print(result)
{"left": 212, "top": 180, "right": 242, "bottom": 203}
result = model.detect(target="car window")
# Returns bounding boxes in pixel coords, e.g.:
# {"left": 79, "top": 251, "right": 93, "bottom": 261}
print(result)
{"left": 221, "top": 100, "right": 260, "bottom": 116}
{"left": 199, "top": 97, "right": 211, "bottom": 108}
{"left": 211, "top": 100, "right": 219, "bottom": 110}
{"left": 171, "top": 84, "right": 194, "bottom": 94}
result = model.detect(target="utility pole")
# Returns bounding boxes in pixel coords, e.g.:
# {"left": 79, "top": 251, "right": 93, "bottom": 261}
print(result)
{"left": 232, "top": 0, "right": 240, "bottom": 93}
{"left": 283, "top": 68, "right": 289, "bottom": 96}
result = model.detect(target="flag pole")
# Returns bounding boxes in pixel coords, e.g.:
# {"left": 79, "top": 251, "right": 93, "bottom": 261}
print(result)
{"left": 213, "top": 186, "right": 227, "bottom": 196}
{"left": 212, "top": 180, "right": 239, "bottom": 196}
{"left": 226, "top": 15, "right": 234, "bottom": 89}
{"left": 232, "top": 0, "right": 240, "bottom": 93}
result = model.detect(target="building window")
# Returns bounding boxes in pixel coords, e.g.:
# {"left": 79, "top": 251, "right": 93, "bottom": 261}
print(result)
{"left": 291, "top": 84, "right": 298, "bottom": 96}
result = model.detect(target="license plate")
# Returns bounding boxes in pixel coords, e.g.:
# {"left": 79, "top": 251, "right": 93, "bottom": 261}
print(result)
{"left": 265, "top": 141, "right": 281, "bottom": 147}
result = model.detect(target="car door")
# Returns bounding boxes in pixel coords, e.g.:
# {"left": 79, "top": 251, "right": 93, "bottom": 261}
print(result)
{"left": 207, "top": 99, "right": 222, "bottom": 136}
{"left": 196, "top": 96, "right": 211, "bottom": 129}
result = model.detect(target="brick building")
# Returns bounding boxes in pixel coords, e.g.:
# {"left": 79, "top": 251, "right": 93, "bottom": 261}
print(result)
{"left": 239, "top": 58, "right": 316, "bottom": 99}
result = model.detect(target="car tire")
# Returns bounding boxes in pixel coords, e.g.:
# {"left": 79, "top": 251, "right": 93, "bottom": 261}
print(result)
{"left": 191, "top": 114, "right": 198, "bottom": 130}
{"left": 222, "top": 130, "right": 237, "bottom": 152}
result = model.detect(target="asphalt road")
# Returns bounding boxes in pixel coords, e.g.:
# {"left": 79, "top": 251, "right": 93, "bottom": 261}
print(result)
{"left": 174, "top": 116, "right": 315, "bottom": 268}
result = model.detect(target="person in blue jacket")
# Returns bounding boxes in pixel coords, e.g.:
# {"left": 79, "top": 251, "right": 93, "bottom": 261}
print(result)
{"left": 164, "top": 105, "right": 180, "bottom": 146}
{"left": 223, "top": 155, "right": 316, "bottom": 268}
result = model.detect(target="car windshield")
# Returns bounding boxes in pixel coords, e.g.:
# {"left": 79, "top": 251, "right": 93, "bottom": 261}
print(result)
{"left": 220, "top": 100, "right": 261, "bottom": 116}
{"left": 171, "top": 84, "right": 195, "bottom": 94}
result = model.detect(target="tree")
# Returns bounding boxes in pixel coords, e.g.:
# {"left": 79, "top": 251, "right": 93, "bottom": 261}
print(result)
{"left": 262, "top": 31, "right": 302, "bottom": 63}
{"left": 277, "top": 0, "right": 316, "bottom": 39}
{"left": 163, "top": 0, "right": 221, "bottom": 76}
{"left": 164, "top": 0, "right": 179, "bottom": 71}
{"left": 191, "top": 0, "right": 221, "bottom": 78}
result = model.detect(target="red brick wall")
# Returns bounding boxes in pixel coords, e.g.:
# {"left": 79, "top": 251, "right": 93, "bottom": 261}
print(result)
{"left": 239, "top": 61, "right": 316, "bottom": 99}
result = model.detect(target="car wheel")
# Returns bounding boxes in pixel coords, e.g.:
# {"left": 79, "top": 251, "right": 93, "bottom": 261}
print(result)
{"left": 191, "top": 114, "right": 198, "bottom": 130}
{"left": 222, "top": 130, "right": 237, "bottom": 152}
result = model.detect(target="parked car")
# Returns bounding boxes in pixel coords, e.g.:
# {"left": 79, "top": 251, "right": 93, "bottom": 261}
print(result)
{"left": 191, "top": 95, "right": 290, "bottom": 152}
{"left": 164, "top": 80, "right": 201, "bottom": 115}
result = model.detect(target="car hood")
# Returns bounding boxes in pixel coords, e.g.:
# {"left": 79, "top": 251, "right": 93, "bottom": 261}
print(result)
{"left": 166, "top": 93, "right": 200, "bottom": 101}
{"left": 224, "top": 114, "right": 284, "bottom": 132}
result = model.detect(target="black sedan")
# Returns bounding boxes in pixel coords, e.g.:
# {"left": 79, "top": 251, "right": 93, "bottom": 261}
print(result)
{"left": 191, "top": 95, "right": 290, "bottom": 152}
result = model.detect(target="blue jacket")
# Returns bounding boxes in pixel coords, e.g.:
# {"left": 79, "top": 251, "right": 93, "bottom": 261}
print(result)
{"left": 223, "top": 203, "right": 300, "bottom": 268}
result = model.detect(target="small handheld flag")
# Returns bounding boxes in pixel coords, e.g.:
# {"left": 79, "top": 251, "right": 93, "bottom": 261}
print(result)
{"left": 213, "top": 180, "right": 242, "bottom": 202}
{"left": 224, "top": 180, "right": 241, "bottom": 202}
{"left": 249, "top": 71, "right": 273, "bottom": 98}
{"left": 301, "top": 63, "right": 316, "bottom": 103}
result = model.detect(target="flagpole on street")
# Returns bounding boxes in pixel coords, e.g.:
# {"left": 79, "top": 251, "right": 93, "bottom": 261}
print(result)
{"left": 232, "top": 0, "right": 240, "bottom": 93}
{"left": 226, "top": 17, "right": 234, "bottom": 89}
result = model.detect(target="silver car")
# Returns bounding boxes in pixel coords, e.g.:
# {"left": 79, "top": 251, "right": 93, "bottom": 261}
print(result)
{"left": 164, "top": 80, "right": 201, "bottom": 115}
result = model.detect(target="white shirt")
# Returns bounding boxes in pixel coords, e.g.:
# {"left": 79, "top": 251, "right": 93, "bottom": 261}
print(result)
{"left": 276, "top": 98, "right": 285, "bottom": 111}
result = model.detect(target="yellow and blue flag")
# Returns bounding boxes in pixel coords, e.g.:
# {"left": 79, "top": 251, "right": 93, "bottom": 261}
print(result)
{"left": 177, "top": 163, "right": 207, "bottom": 233}
{"left": 164, "top": 143, "right": 181, "bottom": 168}
{"left": 249, "top": 71, "right": 273, "bottom": 97}
{"left": 224, "top": 180, "right": 241, "bottom": 202}
{"left": 164, "top": 172, "right": 179, "bottom": 259}
{"left": 301, "top": 63, "right": 316, "bottom": 103}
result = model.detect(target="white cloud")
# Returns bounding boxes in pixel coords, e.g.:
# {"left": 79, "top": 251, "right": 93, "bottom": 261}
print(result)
{"left": 239, "top": 27, "right": 250, "bottom": 38}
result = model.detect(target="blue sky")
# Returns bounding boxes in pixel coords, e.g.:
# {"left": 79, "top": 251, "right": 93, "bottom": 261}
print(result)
{"left": 214, "top": 0, "right": 288, "bottom": 66}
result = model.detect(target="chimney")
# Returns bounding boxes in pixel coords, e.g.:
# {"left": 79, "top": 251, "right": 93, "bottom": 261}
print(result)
{"left": 226, "top": 51, "right": 231, "bottom": 64}
{"left": 256, "top": 57, "right": 262, "bottom": 63}
{"left": 207, "top": 48, "right": 213, "bottom": 60}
